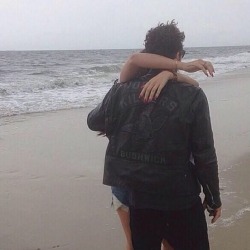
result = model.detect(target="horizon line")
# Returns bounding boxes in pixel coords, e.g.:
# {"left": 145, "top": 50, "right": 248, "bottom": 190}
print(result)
{"left": 1, "top": 44, "right": 250, "bottom": 52}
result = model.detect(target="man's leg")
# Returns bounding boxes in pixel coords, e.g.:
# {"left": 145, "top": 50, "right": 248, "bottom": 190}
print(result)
{"left": 166, "top": 199, "right": 209, "bottom": 250}
{"left": 129, "top": 207, "right": 166, "bottom": 250}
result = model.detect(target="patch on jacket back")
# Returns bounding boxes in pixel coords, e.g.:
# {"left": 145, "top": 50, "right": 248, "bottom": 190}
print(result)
{"left": 120, "top": 150, "right": 168, "bottom": 165}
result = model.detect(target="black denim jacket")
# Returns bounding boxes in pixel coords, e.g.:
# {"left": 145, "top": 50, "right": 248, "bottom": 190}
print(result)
{"left": 87, "top": 74, "right": 221, "bottom": 210}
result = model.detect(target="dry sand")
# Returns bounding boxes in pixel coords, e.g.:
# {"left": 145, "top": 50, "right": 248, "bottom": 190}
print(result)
{"left": 0, "top": 68, "right": 250, "bottom": 250}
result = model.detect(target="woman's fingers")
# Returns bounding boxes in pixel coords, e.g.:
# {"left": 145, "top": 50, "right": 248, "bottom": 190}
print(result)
{"left": 194, "top": 60, "right": 210, "bottom": 76}
{"left": 141, "top": 79, "right": 167, "bottom": 102}
{"left": 184, "top": 60, "right": 215, "bottom": 77}
{"left": 200, "top": 60, "right": 215, "bottom": 77}
{"left": 204, "top": 61, "right": 215, "bottom": 76}
{"left": 155, "top": 82, "right": 166, "bottom": 99}
{"left": 145, "top": 80, "right": 160, "bottom": 102}
{"left": 139, "top": 71, "right": 172, "bottom": 102}
{"left": 198, "top": 63, "right": 208, "bottom": 76}
{"left": 139, "top": 82, "right": 149, "bottom": 99}
{"left": 148, "top": 85, "right": 158, "bottom": 101}
{"left": 140, "top": 79, "right": 162, "bottom": 102}
{"left": 140, "top": 81, "right": 154, "bottom": 102}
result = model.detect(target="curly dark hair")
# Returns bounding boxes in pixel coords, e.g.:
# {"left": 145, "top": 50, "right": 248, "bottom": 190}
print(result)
{"left": 144, "top": 20, "right": 185, "bottom": 59}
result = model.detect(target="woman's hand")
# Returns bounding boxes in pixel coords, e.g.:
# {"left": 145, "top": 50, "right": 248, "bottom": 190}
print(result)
{"left": 178, "top": 60, "right": 215, "bottom": 77}
{"left": 139, "top": 71, "right": 173, "bottom": 102}
{"left": 139, "top": 70, "right": 200, "bottom": 102}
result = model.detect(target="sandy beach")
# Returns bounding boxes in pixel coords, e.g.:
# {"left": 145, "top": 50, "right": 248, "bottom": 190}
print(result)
{"left": 0, "top": 68, "right": 250, "bottom": 250}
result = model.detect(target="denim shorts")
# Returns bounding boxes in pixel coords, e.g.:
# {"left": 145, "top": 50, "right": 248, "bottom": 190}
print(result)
{"left": 111, "top": 186, "right": 130, "bottom": 212}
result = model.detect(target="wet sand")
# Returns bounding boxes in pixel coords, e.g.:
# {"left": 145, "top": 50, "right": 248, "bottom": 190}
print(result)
{"left": 0, "top": 109, "right": 124, "bottom": 250}
{"left": 201, "top": 68, "right": 250, "bottom": 249}
{"left": 0, "top": 68, "right": 250, "bottom": 249}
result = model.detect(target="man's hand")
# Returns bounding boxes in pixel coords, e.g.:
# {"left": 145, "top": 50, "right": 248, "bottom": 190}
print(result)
{"left": 210, "top": 207, "right": 222, "bottom": 223}
{"left": 178, "top": 60, "right": 215, "bottom": 77}
{"left": 203, "top": 200, "right": 222, "bottom": 223}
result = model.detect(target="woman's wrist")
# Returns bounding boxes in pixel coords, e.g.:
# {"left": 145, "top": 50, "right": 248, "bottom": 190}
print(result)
{"left": 161, "top": 70, "right": 174, "bottom": 78}
{"left": 176, "top": 61, "right": 185, "bottom": 71}
{"left": 172, "top": 71, "right": 177, "bottom": 82}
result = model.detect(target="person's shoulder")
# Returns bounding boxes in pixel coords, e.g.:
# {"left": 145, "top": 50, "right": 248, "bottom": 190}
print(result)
{"left": 175, "top": 81, "right": 200, "bottom": 91}
{"left": 117, "top": 75, "right": 147, "bottom": 91}
{"left": 166, "top": 82, "right": 208, "bottom": 107}
{"left": 170, "top": 81, "right": 202, "bottom": 97}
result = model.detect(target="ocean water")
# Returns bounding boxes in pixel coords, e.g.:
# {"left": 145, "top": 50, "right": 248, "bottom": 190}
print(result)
{"left": 0, "top": 46, "right": 250, "bottom": 118}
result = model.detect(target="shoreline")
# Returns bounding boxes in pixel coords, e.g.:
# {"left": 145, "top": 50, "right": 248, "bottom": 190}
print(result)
{"left": 1, "top": 67, "right": 250, "bottom": 123}
{"left": 1, "top": 68, "right": 250, "bottom": 249}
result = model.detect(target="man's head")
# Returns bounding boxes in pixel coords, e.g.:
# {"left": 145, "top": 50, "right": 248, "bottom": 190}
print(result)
{"left": 144, "top": 20, "right": 185, "bottom": 60}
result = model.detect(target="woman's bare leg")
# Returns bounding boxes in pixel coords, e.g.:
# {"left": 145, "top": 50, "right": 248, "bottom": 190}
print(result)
{"left": 117, "top": 207, "right": 133, "bottom": 250}
{"left": 162, "top": 239, "right": 174, "bottom": 250}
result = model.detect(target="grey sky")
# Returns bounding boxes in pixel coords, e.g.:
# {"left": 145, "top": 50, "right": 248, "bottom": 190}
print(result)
{"left": 0, "top": 0, "right": 249, "bottom": 50}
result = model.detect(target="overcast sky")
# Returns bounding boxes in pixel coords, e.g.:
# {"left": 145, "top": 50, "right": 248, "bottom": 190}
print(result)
{"left": 0, "top": 0, "right": 250, "bottom": 51}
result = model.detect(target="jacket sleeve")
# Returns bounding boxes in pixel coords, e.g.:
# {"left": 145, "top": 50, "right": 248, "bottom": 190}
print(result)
{"left": 191, "top": 89, "right": 222, "bottom": 209}
{"left": 87, "top": 84, "right": 118, "bottom": 133}
{"left": 87, "top": 102, "right": 106, "bottom": 132}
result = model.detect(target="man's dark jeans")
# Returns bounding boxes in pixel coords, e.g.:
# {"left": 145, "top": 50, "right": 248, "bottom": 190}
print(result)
{"left": 130, "top": 198, "right": 209, "bottom": 250}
